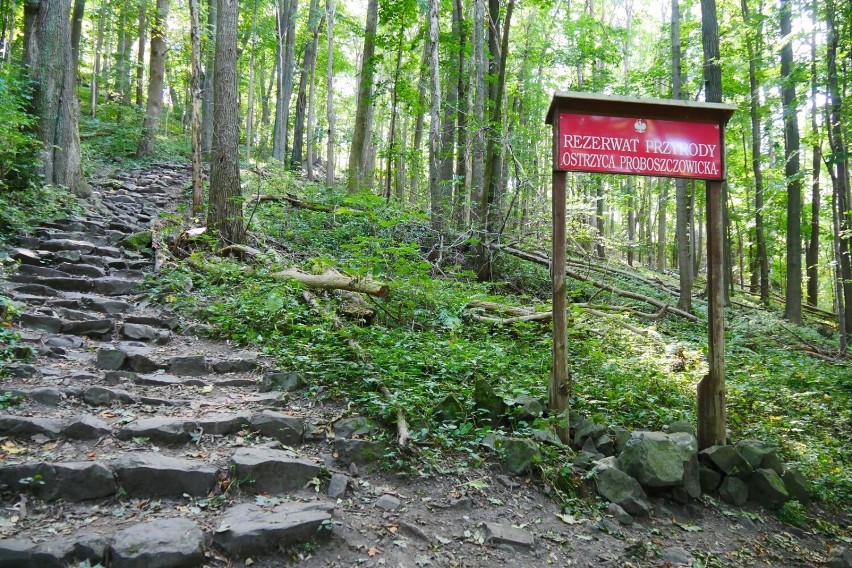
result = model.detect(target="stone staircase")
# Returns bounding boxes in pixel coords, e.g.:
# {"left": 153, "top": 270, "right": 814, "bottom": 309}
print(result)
{"left": 0, "top": 165, "right": 350, "bottom": 567}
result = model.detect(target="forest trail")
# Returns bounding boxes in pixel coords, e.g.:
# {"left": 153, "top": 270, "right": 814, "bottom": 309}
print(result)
{"left": 0, "top": 164, "right": 843, "bottom": 567}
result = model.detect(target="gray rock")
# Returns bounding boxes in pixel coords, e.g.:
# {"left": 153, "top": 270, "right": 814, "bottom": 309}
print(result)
{"left": 168, "top": 355, "right": 209, "bottom": 376}
{"left": 0, "top": 415, "right": 62, "bottom": 438}
{"left": 481, "top": 522, "right": 534, "bottom": 548}
{"left": 473, "top": 378, "right": 506, "bottom": 426}
{"left": 607, "top": 502, "right": 632, "bottom": 525}
{"left": 327, "top": 473, "right": 349, "bottom": 499}
{"left": 109, "top": 518, "right": 204, "bottom": 568}
{"left": 333, "top": 415, "right": 380, "bottom": 439}
{"left": 30, "top": 533, "right": 108, "bottom": 568}
{"left": 125, "top": 350, "right": 162, "bottom": 373}
{"left": 92, "top": 277, "right": 140, "bottom": 296}
{"left": 104, "top": 371, "right": 137, "bottom": 385}
{"left": 117, "top": 417, "right": 199, "bottom": 444}
{"left": 433, "top": 394, "right": 466, "bottom": 423}
{"left": 595, "top": 465, "right": 649, "bottom": 516}
{"left": 121, "top": 323, "right": 159, "bottom": 341}
{"left": 96, "top": 348, "right": 127, "bottom": 370}
{"left": 0, "top": 538, "right": 34, "bottom": 567}
{"left": 735, "top": 439, "right": 776, "bottom": 470}
{"left": 39, "top": 239, "right": 96, "bottom": 253}
{"left": 11, "top": 247, "right": 43, "bottom": 264}
{"left": 782, "top": 467, "right": 810, "bottom": 505}
{"left": 719, "top": 476, "right": 748, "bottom": 505}
{"left": 496, "top": 436, "right": 540, "bottom": 475}
{"left": 530, "top": 428, "right": 564, "bottom": 446}
{"left": 699, "top": 445, "right": 751, "bottom": 476}
{"left": 81, "top": 296, "right": 130, "bottom": 314}
{"left": 748, "top": 468, "right": 789, "bottom": 510}
{"left": 211, "top": 357, "right": 257, "bottom": 374}
{"left": 665, "top": 420, "right": 696, "bottom": 437}
{"left": 113, "top": 453, "right": 217, "bottom": 498}
{"left": 17, "top": 265, "right": 68, "bottom": 277}
{"left": 230, "top": 447, "right": 321, "bottom": 493}
{"left": 661, "top": 546, "right": 693, "bottom": 566}
{"left": 19, "top": 387, "right": 63, "bottom": 406}
{"left": 61, "top": 319, "right": 114, "bottom": 337}
{"left": 133, "top": 373, "right": 205, "bottom": 387}
{"left": 699, "top": 465, "right": 722, "bottom": 493}
{"left": 509, "top": 394, "right": 544, "bottom": 421}
{"left": 20, "top": 313, "right": 64, "bottom": 333}
{"left": 43, "top": 335, "right": 83, "bottom": 349}
{"left": 55, "top": 262, "right": 105, "bottom": 278}
{"left": 617, "top": 431, "right": 697, "bottom": 488}
{"left": 197, "top": 412, "right": 250, "bottom": 435}
{"left": 614, "top": 427, "right": 632, "bottom": 453}
{"left": 375, "top": 494, "right": 401, "bottom": 511}
{"left": 61, "top": 415, "right": 111, "bottom": 439}
{"left": 250, "top": 410, "right": 303, "bottom": 445}
{"left": 0, "top": 461, "right": 115, "bottom": 501}
{"left": 594, "top": 433, "right": 615, "bottom": 456}
{"left": 573, "top": 419, "right": 606, "bottom": 448}
{"left": 10, "top": 284, "right": 60, "bottom": 297}
{"left": 39, "top": 277, "right": 93, "bottom": 293}
{"left": 260, "top": 371, "right": 304, "bottom": 392}
{"left": 683, "top": 455, "right": 701, "bottom": 499}
{"left": 334, "top": 438, "right": 387, "bottom": 465}
{"left": 212, "top": 502, "right": 333, "bottom": 558}
{"left": 828, "top": 547, "right": 852, "bottom": 568}
{"left": 83, "top": 386, "right": 135, "bottom": 406}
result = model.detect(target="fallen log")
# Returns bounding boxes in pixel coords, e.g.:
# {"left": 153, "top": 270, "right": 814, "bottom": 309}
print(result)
{"left": 272, "top": 268, "right": 390, "bottom": 299}
{"left": 254, "top": 193, "right": 333, "bottom": 212}
{"left": 495, "top": 245, "right": 700, "bottom": 323}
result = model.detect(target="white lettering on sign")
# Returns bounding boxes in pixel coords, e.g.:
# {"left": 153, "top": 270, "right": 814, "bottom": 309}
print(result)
{"left": 562, "top": 135, "right": 639, "bottom": 153}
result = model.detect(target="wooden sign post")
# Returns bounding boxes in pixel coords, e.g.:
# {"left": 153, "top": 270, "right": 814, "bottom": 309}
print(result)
{"left": 545, "top": 92, "right": 736, "bottom": 449}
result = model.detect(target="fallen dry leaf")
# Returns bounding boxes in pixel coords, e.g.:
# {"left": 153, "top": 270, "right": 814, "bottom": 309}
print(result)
{"left": 367, "top": 547, "right": 379, "bottom": 557}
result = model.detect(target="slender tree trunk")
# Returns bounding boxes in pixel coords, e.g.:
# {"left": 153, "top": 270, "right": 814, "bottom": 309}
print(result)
{"left": 90, "top": 4, "right": 105, "bottom": 117}
{"left": 272, "top": 0, "right": 298, "bottom": 162}
{"left": 627, "top": 177, "right": 636, "bottom": 266}
{"left": 207, "top": 0, "right": 243, "bottom": 245}
{"left": 409, "top": 37, "right": 428, "bottom": 204}
{"left": 595, "top": 178, "right": 605, "bottom": 259}
{"left": 439, "top": 2, "right": 460, "bottom": 217}
{"left": 452, "top": 0, "right": 468, "bottom": 228}
{"left": 347, "top": 0, "right": 378, "bottom": 192}
{"left": 385, "top": 33, "right": 404, "bottom": 200}
{"left": 293, "top": 0, "right": 322, "bottom": 171}
{"left": 23, "top": 0, "right": 88, "bottom": 197}
{"left": 306, "top": 17, "right": 320, "bottom": 181}
{"left": 657, "top": 180, "right": 668, "bottom": 271}
{"left": 427, "top": 0, "right": 442, "bottom": 231}
{"left": 201, "top": 0, "right": 216, "bottom": 156}
{"left": 70, "top": 0, "right": 84, "bottom": 69}
{"left": 189, "top": 0, "right": 203, "bottom": 214}
{"left": 781, "top": 0, "right": 803, "bottom": 324}
{"left": 673, "top": 0, "right": 692, "bottom": 311}
{"left": 471, "top": 0, "right": 486, "bottom": 223}
{"left": 135, "top": 2, "right": 146, "bottom": 107}
{"left": 245, "top": 0, "right": 258, "bottom": 162}
{"left": 136, "top": 0, "right": 169, "bottom": 157}
{"left": 325, "top": 0, "right": 335, "bottom": 185}
{"left": 805, "top": 0, "right": 820, "bottom": 307}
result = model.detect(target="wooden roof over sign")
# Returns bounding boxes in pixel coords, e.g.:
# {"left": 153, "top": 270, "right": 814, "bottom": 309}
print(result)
{"left": 545, "top": 91, "right": 737, "bottom": 125}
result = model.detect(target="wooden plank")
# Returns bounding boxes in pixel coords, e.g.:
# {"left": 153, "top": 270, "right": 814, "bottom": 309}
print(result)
{"left": 551, "top": 169, "right": 570, "bottom": 443}
{"left": 698, "top": 178, "right": 726, "bottom": 449}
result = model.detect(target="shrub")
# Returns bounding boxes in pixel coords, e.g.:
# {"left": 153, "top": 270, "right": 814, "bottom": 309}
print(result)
{"left": 0, "top": 64, "right": 39, "bottom": 189}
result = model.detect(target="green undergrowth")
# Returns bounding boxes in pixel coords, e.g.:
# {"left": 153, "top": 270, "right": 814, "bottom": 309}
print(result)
{"left": 151, "top": 171, "right": 851, "bottom": 507}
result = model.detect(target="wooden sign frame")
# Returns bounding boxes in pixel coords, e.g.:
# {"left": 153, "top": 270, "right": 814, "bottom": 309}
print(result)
{"left": 544, "top": 91, "right": 736, "bottom": 449}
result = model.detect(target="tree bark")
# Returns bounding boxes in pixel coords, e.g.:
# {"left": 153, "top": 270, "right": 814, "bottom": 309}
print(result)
{"left": 673, "top": 0, "right": 692, "bottom": 312}
{"left": 452, "top": 0, "right": 468, "bottom": 228}
{"left": 325, "top": 0, "right": 335, "bottom": 185}
{"left": 427, "top": 0, "right": 442, "bottom": 231}
{"left": 805, "top": 0, "right": 820, "bottom": 307}
{"left": 70, "top": 0, "right": 84, "bottom": 69}
{"left": 272, "top": 0, "right": 298, "bottom": 162}
{"left": 347, "top": 0, "right": 378, "bottom": 192}
{"left": 200, "top": 0, "right": 216, "bottom": 156}
{"left": 189, "top": 0, "right": 203, "bottom": 214}
{"left": 89, "top": 3, "right": 105, "bottom": 117}
{"left": 136, "top": 0, "right": 169, "bottom": 157}
{"left": 23, "top": 0, "right": 88, "bottom": 197}
{"left": 207, "top": 0, "right": 243, "bottom": 245}
{"left": 781, "top": 0, "right": 803, "bottom": 324}
{"left": 292, "top": 0, "right": 321, "bottom": 171}
{"left": 408, "top": 36, "right": 429, "bottom": 204}
{"left": 134, "top": 2, "right": 146, "bottom": 107}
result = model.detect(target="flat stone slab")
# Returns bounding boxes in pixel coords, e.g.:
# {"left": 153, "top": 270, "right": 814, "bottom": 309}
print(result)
{"left": 80, "top": 295, "right": 130, "bottom": 314}
{"left": 0, "top": 461, "right": 115, "bottom": 501}
{"left": 39, "top": 277, "right": 93, "bottom": 293}
{"left": 109, "top": 518, "right": 205, "bottom": 568}
{"left": 212, "top": 502, "right": 333, "bottom": 558}
{"left": 481, "top": 522, "right": 535, "bottom": 548}
{"left": 39, "top": 239, "right": 96, "bottom": 253}
{"left": 113, "top": 453, "right": 217, "bottom": 498}
{"left": 133, "top": 373, "right": 206, "bottom": 387}
{"left": 121, "top": 322, "right": 159, "bottom": 341}
{"left": 20, "top": 313, "right": 64, "bottom": 333}
{"left": 83, "top": 386, "right": 136, "bottom": 406}
{"left": 250, "top": 410, "right": 303, "bottom": 445}
{"left": 230, "top": 447, "right": 321, "bottom": 494}
{"left": 61, "top": 415, "right": 111, "bottom": 439}
{"left": 168, "top": 355, "right": 209, "bottom": 376}
{"left": 197, "top": 412, "right": 250, "bottom": 435}
{"left": 0, "top": 415, "right": 62, "bottom": 438}
{"left": 55, "top": 262, "right": 106, "bottom": 278}
{"left": 61, "top": 318, "right": 114, "bottom": 337}
{"left": 8, "top": 387, "right": 63, "bottom": 406}
{"left": 117, "top": 417, "right": 199, "bottom": 444}
{"left": 92, "top": 277, "right": 141, "bottom": 296}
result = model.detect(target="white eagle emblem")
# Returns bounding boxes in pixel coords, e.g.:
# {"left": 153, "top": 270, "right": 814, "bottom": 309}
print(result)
{"left": 634, "top": 119, "right": 647, "bottom": 133}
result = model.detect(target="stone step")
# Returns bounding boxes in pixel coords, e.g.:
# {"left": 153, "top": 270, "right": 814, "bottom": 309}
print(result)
{"left": 94, "top": 347, "right": 261, "bottom": 376}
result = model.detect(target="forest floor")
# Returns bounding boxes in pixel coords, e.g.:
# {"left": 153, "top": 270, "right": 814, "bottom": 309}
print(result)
{"left": 0, "top": 163, "right": 849, "bottom": 568}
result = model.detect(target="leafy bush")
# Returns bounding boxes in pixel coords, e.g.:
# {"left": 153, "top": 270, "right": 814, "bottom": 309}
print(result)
{"left": 0, "top": 64, "right": 39, "bottom": 188}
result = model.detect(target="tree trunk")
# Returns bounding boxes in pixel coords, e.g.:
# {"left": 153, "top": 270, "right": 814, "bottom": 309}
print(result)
{"left": 325, "top": 0, "right": 335, "bottom": 185}
{"left": 673, "top": 0, "right": 692, "bottom": 311}
{"left": 781, "top": 0, "right": 803, "bottom": 324}
{"left": 70, "top": 0, "right": 84, "bottom": 69}
{"left": 245, "top": 0, "right": 258, "bottom": 162}
{"left": 427, "top": 0, "right": 442, "bottom": 231}
{"left": 136, "top": 0, "right": 169, "bottom": 157}
{"left": 134, "top": 2, "right": 146, "bottom": 107}
{"left": 439, "top": 2, "right": 460, "bottom": 218}
{"left": 23, "top": 0, "right": 88, "bottom": 197}
{"left": 292, "top": 0, "right": 321, "bottom": 171}
{"left": 272, "top": 0, "right": 298, "bottom": 162}
{"left": 384, "top": 34, "right": 404, "bottom": 200}
{"left": 409, "top": 36, "right": 428, "bottom": 204}
{"left": 805, "top": 0, "right": 820, "bottom": 307}
{"left": 200, "top": 0, "right": 216, "bottom": 156}
{"left": 657, "top": 180, "right": 668, "bottom": 271}
{"left": 452, "top": 0, "right": 468, "bottom": 228}
{"left": 306, "top": 17, "right": 319, "bottom": 181}
{"left": 207, "top": 0, "right": 243, "bottom": 245}
{"left": 189, "top": 0, "right": 203, "bottom": 214}
{"left": 471, "top": 0, "right": 486, "bottom": 226}
{"left": 346, "top": 0, "right": 378, "bottom": 192}
{"left": 90, "top": 4, "right": 105, "bottom": 117}
{"left": 627, "top": 177, "right": 636, "bottom": 266}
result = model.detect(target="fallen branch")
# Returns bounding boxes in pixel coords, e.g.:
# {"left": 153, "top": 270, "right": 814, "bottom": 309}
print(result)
{"left": 494, "top": 245, "right": 700, "bottom": 322}
{"left": 468, "top": 301, "right": 667, "bottom": 327}
{"left": 254, "top": 193, "right": 333, "bottom": 212}
{"left": 272, "top": 268, "right": 390, "bottom": 299}
{"left": 218, "top": 244, "right": 266, "bottom": 261}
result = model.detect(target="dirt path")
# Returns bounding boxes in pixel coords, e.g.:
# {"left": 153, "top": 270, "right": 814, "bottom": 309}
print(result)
{"left": 0, "top": 164, "right": 846, "bottom": 567}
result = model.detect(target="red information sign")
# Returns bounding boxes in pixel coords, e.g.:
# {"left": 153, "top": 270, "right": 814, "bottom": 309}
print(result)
{"left": 557, "top": 112, "right": 724, "bottom": 180}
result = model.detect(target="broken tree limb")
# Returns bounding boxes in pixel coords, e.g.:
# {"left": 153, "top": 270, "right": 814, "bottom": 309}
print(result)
{"left": 254, "top": 193, "right": 333, "bottom": 212}
{"left": 272, "top": 269, "right": 390, "bottom": 299}
{"left": 494, "top": 245, "right": 700, "bottom": 323}
{"left": 467, "top": 301, "right": 667, "bottom": 325}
